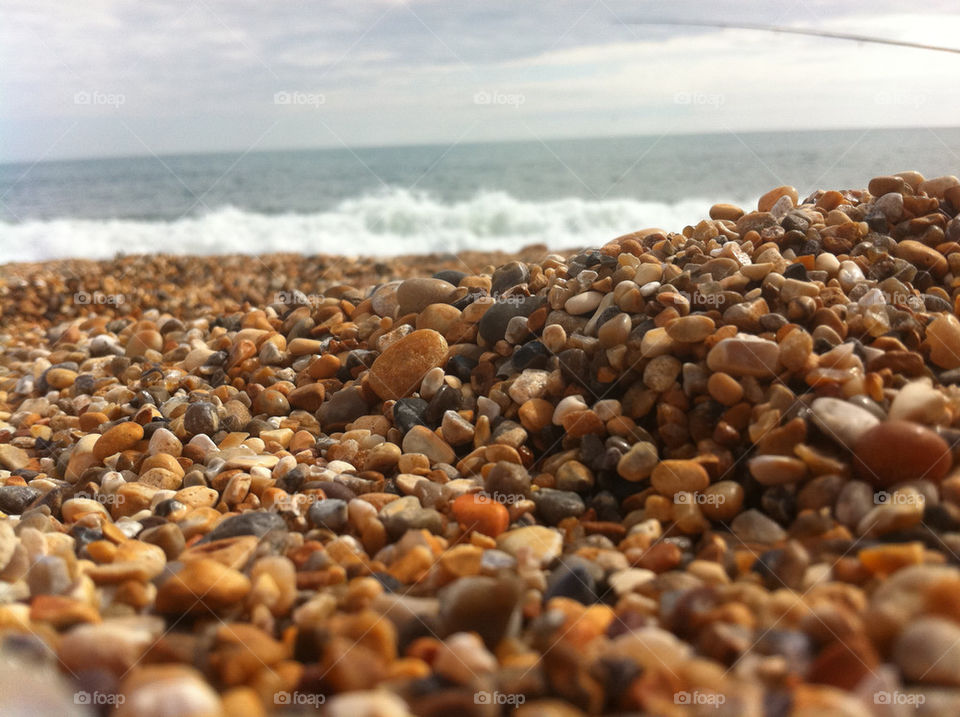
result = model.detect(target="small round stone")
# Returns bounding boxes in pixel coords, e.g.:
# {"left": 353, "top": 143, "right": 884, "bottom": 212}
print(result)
{"left": 93, "top": 422, "right": 144, "bottom": 462}
{"left": 183, "top": 402, "right": 219, "bottom": 436}
{"left": 666, "top": 315, "right": 715, "bottom": 343}
{"left": 853, "top": 420, "right": 952, "bottom": 487}
{"left": 707, "top": 372, "right": 743, "bottom": 406}
{"left": 252, "top": 389, "right": 290, "bottom": 417}
{"left": 565, "top": 291, "right": 603, "bottom": 315}
{"left": 369, "top": 329, "right": 449, "bottom": 400}
{"left": 451, "top": 494, "right": 510, "bottom": 537}
{"left": 651, "top": 460, "right": 709, "bottom": 497}
{"left": 617, "top": 441, "right": 658, "bottom": 482}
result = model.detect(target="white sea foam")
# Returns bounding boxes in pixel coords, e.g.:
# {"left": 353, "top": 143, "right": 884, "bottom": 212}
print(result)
{"left": 0, "top": 188, "right": 745, "bottom": 263}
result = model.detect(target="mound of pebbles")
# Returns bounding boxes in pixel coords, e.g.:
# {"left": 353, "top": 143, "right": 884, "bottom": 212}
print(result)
{"left": 2, "top": 173, "right": 960, "bottom": 715}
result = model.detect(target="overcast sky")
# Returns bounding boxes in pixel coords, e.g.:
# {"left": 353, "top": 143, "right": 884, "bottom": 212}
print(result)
{"left": 1, "top": 0, "right": 959, "bottom": 164}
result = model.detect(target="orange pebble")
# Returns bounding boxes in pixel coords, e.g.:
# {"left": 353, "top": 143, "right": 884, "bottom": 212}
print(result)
{"left": 451, "top": 493, "right": 510, "bottom": 537}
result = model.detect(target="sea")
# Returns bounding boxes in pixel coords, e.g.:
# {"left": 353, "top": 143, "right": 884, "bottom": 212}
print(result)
{"left": 1, "top": 127, "right": 958, "bottom": 263}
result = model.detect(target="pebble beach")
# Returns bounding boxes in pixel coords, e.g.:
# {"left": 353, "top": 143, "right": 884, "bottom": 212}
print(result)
{"left": 4, "top": 172, "right": 960, "bottom": 716}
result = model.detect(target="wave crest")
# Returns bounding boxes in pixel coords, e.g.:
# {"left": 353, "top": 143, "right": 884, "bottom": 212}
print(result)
{"left": 0, "top": 188, "right": 741, "bottom": 262}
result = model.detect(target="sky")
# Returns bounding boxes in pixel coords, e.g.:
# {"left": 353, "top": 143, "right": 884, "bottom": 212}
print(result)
{"left": 1, "top": 0, "right": 959, "bottom": 164}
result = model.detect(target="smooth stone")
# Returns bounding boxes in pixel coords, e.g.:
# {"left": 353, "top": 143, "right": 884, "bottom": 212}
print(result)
{"left": 894, "top": 239, "right": 948, "bottom": 277}
{"left": 544, "top": 558, "right": 599, "bottom": 604}
{"left": 183, "top": 402, "right": 219, "bottom": 436}
{"left": 252, "top": 389, "right": 289, "bottom": 417}
{"left": 650, "top": 460, "right": 709, "bottom": 497}
{"left": 393, "top": 398, "right": 428, "bottom": 434}
{"left": 0, "top": 444, "right": 30, "bottom": 470}
{"left": 204, "top": 511, "right": 286, "bottom": 542}
{"left": 156, "top": 558, "right": 251, "bottom": 614}
{"left": 748, "top": 455, "right": 808, "bottom": 485}
{"left": 533, "top": 488, "right": 585, "bottom": 525}
{"left": 317, "top": 386, "right": 369, "bottom": 430}
{"left": 308, "top": 499, "right": 349, "bottom": 532}
{"left": 706, "top": 336, "right": 780, "bottom": 377}
{"left": 396, "top": 277, "right": 457, "bottom": 315}
{"left": 491, "top": 261, "right": 529, "bottom": 294}
{"left": 147, "top": 428, "right": 182, "bottom": 457}
{"left": 853, "top": 420, "right": 952, "bottom": 487}
{"left": 484, "top": 461, "right": 531, "bottom": 498}
{"left": 731, "top": 509, "right": 787, "bottom": 544}
{"left": 115, "top": 665, "right": 222, "bottom": 717}
{"left": 497, "top": 526, "right": 563, "bottom": 566}
{"left": 369, "top": 329, "right": 448, "bottom": 401}
{"left": 0, "top": 485, "right": 41, "bottom": 514}
{"left": 665, "top": 315, "right": 715, "bottom": 343}
{"left": 565, "top": 291, "right": 604, "bottom": 315}
{"left": 617, "top": 441, "right": 660, "bottom": 483}
{"left": 477, "top": 295, "right": 543, "bottom": 344}
{"left": 401, "top": 425, "right": 455, "bottom": 465}
{"left": 93, "top": 422, "right": 144, "bottom": 462}
{"left": 287, "top": 383, "right": 326, "bottom": 412}
{"left": 810, "top": 397, "right": 881, "bottom": 448}
{"left": 58, "top": 617, "right": 165, "bottom": 674}
{"left": 439, "top": 576, "right": 523, "bottom": 648}
{"left": 927, "top": 314, "right": 960, "bottom": 369}
{"left": 555, "top": 460, "right": 594, "bottom": 492}
{"left": 894, "top": 618, "right": 960, "bottom": 686}
{"left": 451, "top": 494, "right": 510, "bottom": 537}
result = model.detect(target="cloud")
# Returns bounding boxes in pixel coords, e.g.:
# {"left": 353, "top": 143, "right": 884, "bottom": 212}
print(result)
{"left": 0, "top": 0, "right": 958, "bottom": 162}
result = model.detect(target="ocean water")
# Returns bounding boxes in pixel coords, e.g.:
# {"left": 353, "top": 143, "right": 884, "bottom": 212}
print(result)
{"left": 1, "top": 127, "right": 958, "bottom": 263}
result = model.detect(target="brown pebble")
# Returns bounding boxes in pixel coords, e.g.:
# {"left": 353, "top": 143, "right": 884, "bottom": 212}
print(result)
{"left": 853, "top": 420, "right": 952, "bottom": 487}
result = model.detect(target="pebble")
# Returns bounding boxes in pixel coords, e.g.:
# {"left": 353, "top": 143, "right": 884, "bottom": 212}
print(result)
{"left": 401, "top": 425, "right": 455, "bottom": 465}
{"left": 853, "top": 420, "right": 952, "bottom": 486}
{"left": 706, "top": 336, "right": 780, "bottom": 377}
{"left": 927, "top": 314, "right": 960, "bottom": 368}
{"left": 498, "top": 526, "right": 563, "bottom": 566}
{"left": 439, "top": 576, "right": 522, "bottom": 647}
{"left": 731, "top": 509, "right": 787, "bottom": 544}
{"left": 0, "top": 444, "right": 30, "bottom": 470}
{"left": 748, "top": 455, "right": 808, "bottom": 485}
{"left": 183, "top": 402, "right": 219, "bottom": 436}
{"left": 451, "top": 493, "right": 510, "bottom": 537}
{"left": 894, "top": 618, "right": 960, "bottom": 685}
{"left": 811, "top": 397, "right": 881, "bottom": 449}
{"left": 565, "top": 291, "right": 603, "bottom": 315}
{"left": 156, "top": 558, "right": 251, "bottom": 614}
{"left": 309, "top": 498, "right": 349, "bottom": 532}
{"left": 93, "top": 421, "right": 144, "bottom": 462}
{"left": 651, "top": 460, "right": 709, "bottom": 497}
{"left": 369, "top": 329, "right": 448, "bottom": 400}
{"left": 665, "top": 315, "right": 715, "bottom": 343}
{"left": 396, "top": 277, "right": 457, "bottom": 315}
